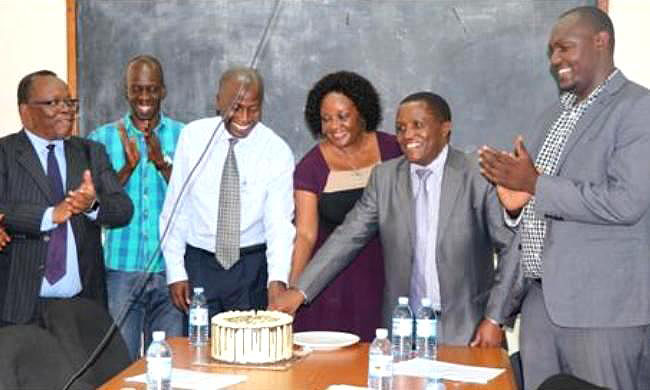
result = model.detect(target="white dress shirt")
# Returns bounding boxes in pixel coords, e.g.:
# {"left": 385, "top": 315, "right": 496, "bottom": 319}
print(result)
{"left": 410, "top": 145, "right": 448, "bottom": 310}
{"left": 160, "top": 116, "right": 295, "bottom": 285}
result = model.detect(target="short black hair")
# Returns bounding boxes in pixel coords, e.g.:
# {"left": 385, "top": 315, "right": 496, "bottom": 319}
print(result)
{"left": 17, "top": 70, "right": 57, "bottom": 105}
{"left": 561, "top": 6, "right": 615, "bottom": 53}
{"left": 304, "top": 71, "right": 382, "bottom": 138}
{"left": 400, "top": 91, "right": 452, "bottom": 122}
{"left": 124, "top": 54, "right": 166, "bottom": 91}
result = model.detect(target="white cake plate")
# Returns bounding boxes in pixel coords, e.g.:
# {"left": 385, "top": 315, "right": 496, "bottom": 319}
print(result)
{"left": 293, "top": 331, "right": 360, "bottom": 351}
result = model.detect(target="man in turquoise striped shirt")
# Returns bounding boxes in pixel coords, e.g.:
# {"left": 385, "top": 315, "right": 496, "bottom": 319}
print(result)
{"left": 87, "top": 55, "right": 184, "bottom": 361}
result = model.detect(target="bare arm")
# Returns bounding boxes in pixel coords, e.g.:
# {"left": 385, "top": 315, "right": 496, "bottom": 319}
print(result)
{"left": 288, "top": 190, "right": 319, "bottom": 285}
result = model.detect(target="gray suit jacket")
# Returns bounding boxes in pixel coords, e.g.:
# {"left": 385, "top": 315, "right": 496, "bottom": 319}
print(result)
{"left": 516, "top": 71, "right": 650, "bottom": 328}
{"left": 297, "top": 147, "right": 519, "bottom": 345}
{"left": 0, "top": 130, "right": 133, "bottom": 324}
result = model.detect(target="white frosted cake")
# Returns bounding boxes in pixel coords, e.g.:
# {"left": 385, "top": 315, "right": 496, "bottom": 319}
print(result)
{"left": 211, "top": 310, "right": 293, "bottom": 363}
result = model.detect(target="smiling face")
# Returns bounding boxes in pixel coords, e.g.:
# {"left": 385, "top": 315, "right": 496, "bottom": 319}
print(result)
{"left": 395, "top": 100, "right": 451, "bottom": 166}
{"left": 548, "top": 13, "right": 611, "bottom": 100}
{"left": 19, "top": 75, "right": 74, "bottom": 140}
{"left": 319, "top": 92, "right": 366, "bottom": 149}
{"left": 217, "top": 78, "right": 262, "bottom": 138}
{"left": 126, "top": 60, "right": 166, "bottom": 132}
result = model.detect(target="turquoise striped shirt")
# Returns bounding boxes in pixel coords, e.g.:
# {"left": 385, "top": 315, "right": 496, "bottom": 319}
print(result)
{"left": 87, "top": 113, "right": 184, "bottom": 272}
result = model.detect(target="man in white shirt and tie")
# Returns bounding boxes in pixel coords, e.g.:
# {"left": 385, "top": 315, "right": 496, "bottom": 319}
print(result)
{"left": 160, "top": 67, "right": 295, "bottom": 323}
{"left": 273, "top": 92, "right": 519, "bottom": 347}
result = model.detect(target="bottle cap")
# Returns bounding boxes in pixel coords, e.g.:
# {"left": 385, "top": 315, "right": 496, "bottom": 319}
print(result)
{"left": 398, "top": 296, "right": 409, "bottom": 305}
{"left": 376, "top": 328, "right": 388, "bottom": 339}
{"left": 421, "top": 297, "right": 431, "bottom": 307}
{"left": 194, "top": 286, "right": 204, "bottom": 294}
{"left": 152, "top": 331, "right": 166, "bottom": 342}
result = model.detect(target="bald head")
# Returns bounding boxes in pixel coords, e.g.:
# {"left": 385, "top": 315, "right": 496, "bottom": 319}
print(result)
{"left": 216, "top": 67, "right": 264, "bottom": 138}
{"left": 124, "top": 54, "right": 166, "bottom": 131}
{"left": 218, "top": 67, "right": 264, "bottom": 103}
{"left": 124, "top": 55, "right": 165, "bottom": 91}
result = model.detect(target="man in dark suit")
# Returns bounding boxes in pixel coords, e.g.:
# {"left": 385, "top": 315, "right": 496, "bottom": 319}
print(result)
{"left": 479, "top": 7, "right": 650, "bottom": 390}
{"left": 273, "top": 92, "right": 519, "bottom": 347}
{"left": 0, "top": 70, "right": 133, "bottom": 326}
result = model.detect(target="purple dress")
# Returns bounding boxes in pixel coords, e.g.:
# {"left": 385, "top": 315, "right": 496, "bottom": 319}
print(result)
{"left": 293, "top": 131, "right": 402, "bottom": 341}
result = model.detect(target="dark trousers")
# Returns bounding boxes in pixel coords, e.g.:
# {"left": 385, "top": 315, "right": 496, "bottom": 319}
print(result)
{"left": 184, "top": 244, "right": 268, "bottom": 332}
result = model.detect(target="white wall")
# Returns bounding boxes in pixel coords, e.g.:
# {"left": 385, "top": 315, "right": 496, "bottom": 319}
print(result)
{"left": 0, "top": 0, "right": 67, "bottom": 136}
{"left": 610, "top": 1, "right": 650, "bottom": 88}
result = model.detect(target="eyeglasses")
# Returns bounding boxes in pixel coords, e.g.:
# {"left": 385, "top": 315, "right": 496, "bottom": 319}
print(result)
{"left": 27, "top": 98, "right": 79, "bottom": 112}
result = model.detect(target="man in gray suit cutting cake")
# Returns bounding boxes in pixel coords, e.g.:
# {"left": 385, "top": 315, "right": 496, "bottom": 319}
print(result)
{"left": 273, "top": 91, "right": 520, "bottom": 347}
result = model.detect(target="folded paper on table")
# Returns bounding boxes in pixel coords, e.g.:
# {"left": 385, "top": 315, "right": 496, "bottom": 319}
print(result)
{"left": 125, "top": 368, "right": 246, "bottom": 389}
{"left": 393, "top": 358, "right": 505, "bottom": 384}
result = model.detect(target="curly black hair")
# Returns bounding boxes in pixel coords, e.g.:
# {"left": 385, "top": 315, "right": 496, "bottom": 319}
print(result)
{"left": 304, "top": 71, "right": 382, "bottom": 138}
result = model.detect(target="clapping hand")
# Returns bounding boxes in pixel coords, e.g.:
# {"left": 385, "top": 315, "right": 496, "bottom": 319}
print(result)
{"left": 144, "top": 126, "right": 165, "bottom": 169}
{"left": 118, "top": 123, "right": 140, "bottom": 171}
{"left": 479, "top": 136, "right": 537, "bottom": 214}
{"left": 0, "top": 214, "right": 11, "bottom": 251}
{"left": 65, "top": 170, "right": 97, "bottom": 214}
{"left": 479, "top": 136, "right": 538, "bottom": 194}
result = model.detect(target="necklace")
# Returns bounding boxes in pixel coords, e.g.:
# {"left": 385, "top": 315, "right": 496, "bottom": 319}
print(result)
{"left": 338, "top": 153, "right": 366, "bottom": 178}
{"left": 332, "top": 140, "right": 377, "bottom": 182}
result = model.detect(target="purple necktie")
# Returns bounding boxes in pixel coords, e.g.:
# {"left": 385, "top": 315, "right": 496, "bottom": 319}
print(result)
{"left": 45, "top": 144, "right": 67, "bottom": 284}
{"left": 410, "top": 168, "right": 432, "bottom": 312}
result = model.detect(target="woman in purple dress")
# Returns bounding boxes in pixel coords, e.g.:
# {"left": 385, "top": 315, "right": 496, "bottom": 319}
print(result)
{"left": 290, "top": 71, "right": 401, "bottom": 341}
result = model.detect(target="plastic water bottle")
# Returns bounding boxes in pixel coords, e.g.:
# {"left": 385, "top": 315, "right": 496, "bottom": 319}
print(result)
{"left": 391, "top": 296, "right": 413, "bottom": 362}
{"left": 146, "top": 331, "right": 172, "bottom": 390}
{"left": 368, "top": 328, "right": 393, "bottom": 390}
{"left": 188, "top": 286, "right": 209, "bottom": 346}
{"left": 415, "top": 297, "right": 437, "bottom": 359}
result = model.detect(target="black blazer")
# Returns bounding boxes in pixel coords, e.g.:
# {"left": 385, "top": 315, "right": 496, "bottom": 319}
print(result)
{"left": 0, "top": 130, "right": 133, "bottom": 324}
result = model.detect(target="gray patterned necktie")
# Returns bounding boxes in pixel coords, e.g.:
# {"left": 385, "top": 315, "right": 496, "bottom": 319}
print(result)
{"left": 410, "top": 168, "right": 433, "bottom": 311}
{"left": 215, "top": 138, "right": 240, "bottom": 269}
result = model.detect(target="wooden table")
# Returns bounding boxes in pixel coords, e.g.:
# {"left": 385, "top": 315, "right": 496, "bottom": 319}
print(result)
{"left": 100, "top": 337, "right": 515, "bottom": 390}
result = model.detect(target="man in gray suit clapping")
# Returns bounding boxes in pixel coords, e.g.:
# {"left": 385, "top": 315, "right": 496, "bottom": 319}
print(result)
{"left": 480, "top": 6, "right": 650, "bottom": 390}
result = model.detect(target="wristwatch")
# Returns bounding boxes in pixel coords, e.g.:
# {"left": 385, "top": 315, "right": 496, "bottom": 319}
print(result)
{"left": 86, "top": 199, "right": 100, "bottom": 213}
{"left": 157, "top": 154, "right": 173, "bottom": 171}
{"left": 485, "top": 317, "right": 504, "bottom": 329}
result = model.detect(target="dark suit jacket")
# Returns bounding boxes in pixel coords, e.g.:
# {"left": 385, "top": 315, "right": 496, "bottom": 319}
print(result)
{"left": 0, "top": 130, "right": 133, "bottom": 324}
{"left": 298, "top": 147, "right": 519, "bottom": 345}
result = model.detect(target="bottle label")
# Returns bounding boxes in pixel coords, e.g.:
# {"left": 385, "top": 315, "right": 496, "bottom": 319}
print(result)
{"left": 392, "top": 318, "right": 412, "bottom": 337}
{"left": 369, "top": 354, "right": 393, "bottom": 377}
{"left": 190, "top": 307, "right": 208, "bottom": 326}
{"left": 416, "top": 319, "right": 436, "bottom": 338}
{"left": 147, "top": 356, "right": 172, "bottom": 380}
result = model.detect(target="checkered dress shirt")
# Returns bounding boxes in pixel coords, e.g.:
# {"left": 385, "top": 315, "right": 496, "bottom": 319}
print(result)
{"left": 521, "top": 70, "right": 618, "bottom": 278}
